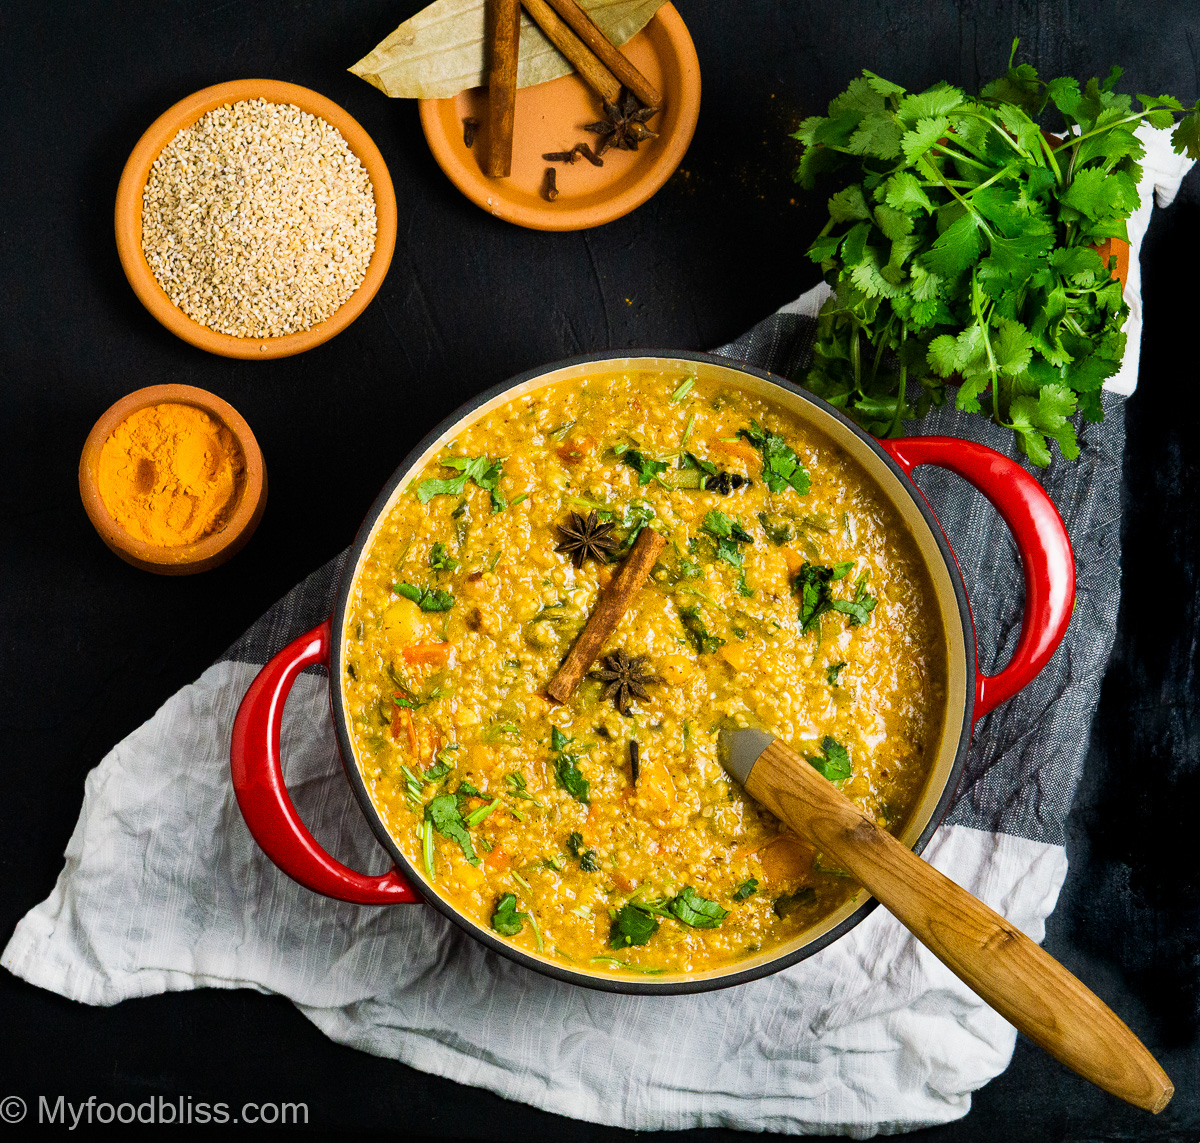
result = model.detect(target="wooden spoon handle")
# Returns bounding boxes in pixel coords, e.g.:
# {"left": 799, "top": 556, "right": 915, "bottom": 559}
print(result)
{"left": 746, "top": 738, "right": 1173, "bottom": 1113}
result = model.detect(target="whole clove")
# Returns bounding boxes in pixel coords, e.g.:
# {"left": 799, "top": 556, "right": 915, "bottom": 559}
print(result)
{"left": 543, "top": 167, "right": 559, "bottom": 201}
{"left": 462, "top": 117, "right": 480, "bottom": 148}
{"left": 542, "top": 142, "right": 605, "bottom": 167}
{"left": 630, "top": 739, "right": 640, "bottom": 785}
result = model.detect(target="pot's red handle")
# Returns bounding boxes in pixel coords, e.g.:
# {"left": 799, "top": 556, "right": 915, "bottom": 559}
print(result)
{"left": 879, "top": 437, "right": 1075, "bottom": 721}
{"left": 230, "top": 618, "right": 420, "bottom": 904}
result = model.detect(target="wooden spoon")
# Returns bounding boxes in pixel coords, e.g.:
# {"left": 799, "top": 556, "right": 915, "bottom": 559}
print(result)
{"left": 718, "top": 728, "right": 1173, "bottom": 1113}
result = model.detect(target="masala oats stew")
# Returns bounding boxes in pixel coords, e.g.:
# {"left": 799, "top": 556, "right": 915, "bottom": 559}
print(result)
{"left": 342, "top": 371, "right": 947, "bottom": 976}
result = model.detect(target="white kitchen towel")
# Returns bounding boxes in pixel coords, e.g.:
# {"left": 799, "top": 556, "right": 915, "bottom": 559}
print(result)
{"left": 3, "top": 128, "right": 1191, "bottom": 1137}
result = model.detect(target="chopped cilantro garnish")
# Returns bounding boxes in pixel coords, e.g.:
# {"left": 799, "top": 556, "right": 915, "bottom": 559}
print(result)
{"left": 831, "top": 575, "right": 877, "bottom": 627}
{"left": 423, "top": 756, "right": 454, "bottom": 782}
{"left": 505, "top": 772, "right": 543, "bottom": 807}
{"left": 394, "top": 583, "right": 455, "bottom": 612}
{"left": 738, "top": 420, "right": 811, "bottom": 495}
{"left": 668, "top": 886, "right": 729, "bottom": 929}
{"left": 807, "top": 735, "right": 852, "bottom": 782}
{"left": 417, "top": 455, "right": 508, "bottom": 512}
{"left": 794, "top": 564, "right": 876, "bottom": 633}
{"left": 825, "top": 661, "right": 847, "bottom": 686}
{"left": 609, "top": 904, "right": 659, "bottom": 948}
{"left": 429, "top": 542, "right": 458, "bottom": 571}
{"left": 670, "top": 376, "right": 696, "bottom": 403}
{"left": 678, "top": 605, "right": 725, "bottom": 655}
{"left": 794, "top": 562, "right": 835, "bottom": 633}
{"left": 566, "top": 831, "right": 599, "bottom": 871}
{"left": 623, "top": 449, "right": 670, "bottom": 487}
{"left": 732, "top": 878, "right": 759, "bottom": 901}
{"left": 490, "top": 892, "right": 528, "bottom": 936}
{"left": 550, "top": 727, "right": 589, "bottom": 804}
{"left": 424, "top": 794, "right": 479, "bottom": 866}
{"left": 773, "top": 886, "right": 816, "bottom": 919}
{"left": 757, "top": 512, "right": 794, "bottom": 545}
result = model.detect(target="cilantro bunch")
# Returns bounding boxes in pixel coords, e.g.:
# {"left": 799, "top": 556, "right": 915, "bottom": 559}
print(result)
{"left": 794, "top": 42, "right": 1200, "bottom": 464}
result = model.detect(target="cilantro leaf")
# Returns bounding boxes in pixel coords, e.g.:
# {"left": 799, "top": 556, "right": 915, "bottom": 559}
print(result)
{"left": 668, "top": 886, "right": 730, "bottom": 929}
{"left": 757, "top": 512, "right": 794, "bottom": 545}
{"left": 429, "top": 542, "right": 458, "bottom": 571}
{"left": 394, "top": 583, "right": 455, "bottom": 612}
{"left": 807, "top": 736, "right": 852, "bottom": 782}
{"left": 610, "top": 904, "right": 659, "bottom": 948}
{"left": 795, "top": 562, "right": 835, "bottom": 633}
{"left": 623, "top": 449, "right": 670, "bottom": 486}
{"left": 732, "top": 878, "right": 759, "bottom": 901}
{"left": 550, "top": 731, "right": 589, "bottom": 804}
{"left": 566, "top": 831, "right": 599, "bottom": 871}
{"left": 678, "top": 605, "right": 725, "bottom": 655}
{"left": 491, "top": 892, "right": 528, "bottom": 936}
{"left": 737, "top": 421, "right": 811, "bottom": 495}
{"left": 425, "top": 794, "right": 479, "bottom": 866}
{"left": 826, "top": 661, "right": 847, "bottom": 686}
{"left": 417, "top": 455, "right": 507, "bottom": 512}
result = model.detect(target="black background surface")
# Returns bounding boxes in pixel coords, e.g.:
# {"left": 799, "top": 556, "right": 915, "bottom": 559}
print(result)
{"left": 1, "top": 1, "right": 1198, "bottom": 1138}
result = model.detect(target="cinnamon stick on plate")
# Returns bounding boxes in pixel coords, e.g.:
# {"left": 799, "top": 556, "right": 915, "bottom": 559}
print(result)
{"left": 485, "top": 0, "right": 522, "bottom": 177}
{"left": 519, "top": 0, "right": 621, "bottom": 104}
{"left": 543, "top": 0, "right": 662, "bottom": 108}
{"left": 546, "top": 526, "right": 667, "bottom": 704}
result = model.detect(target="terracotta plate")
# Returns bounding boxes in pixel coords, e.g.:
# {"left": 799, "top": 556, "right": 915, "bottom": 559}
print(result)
{"left": 115, "top": 79, "right": 398, "bottom": 360}
{"left": 419, "top": 4, "right": 700, "bottom": 231}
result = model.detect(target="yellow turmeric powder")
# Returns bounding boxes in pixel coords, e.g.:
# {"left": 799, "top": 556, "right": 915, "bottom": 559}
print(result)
{"left": 96, "top": 403, "right": 244, "bottom": 547}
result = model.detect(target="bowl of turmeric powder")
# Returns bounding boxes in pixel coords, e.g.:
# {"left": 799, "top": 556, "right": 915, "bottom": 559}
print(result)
{"left": 79, "top": 384, "right": 267, "bottom": 574}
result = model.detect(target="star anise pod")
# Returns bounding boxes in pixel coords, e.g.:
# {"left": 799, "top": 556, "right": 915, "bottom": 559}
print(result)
{"left": 555, "top": 510, "right": 617, "bottom": 567}
{"left": 589, "top": 649, "right": 660, "bottom": 716}
{"left": 583, "top": 89, "right": 660, "bottom": 155}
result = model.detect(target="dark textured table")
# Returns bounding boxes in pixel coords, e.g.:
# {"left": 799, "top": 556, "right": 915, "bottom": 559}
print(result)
{"left": 1, "top": 2, "right": 1197, "bottom": 1138}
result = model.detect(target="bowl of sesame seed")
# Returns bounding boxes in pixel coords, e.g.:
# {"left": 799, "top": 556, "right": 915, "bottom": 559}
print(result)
{"left": 115, "top": 79, "right": 397, "bottom": 359}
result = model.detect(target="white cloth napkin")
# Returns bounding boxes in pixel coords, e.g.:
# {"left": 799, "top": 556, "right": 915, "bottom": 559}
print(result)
{"left": 3, "top": 127, "right": 1191, "bottom": 1138}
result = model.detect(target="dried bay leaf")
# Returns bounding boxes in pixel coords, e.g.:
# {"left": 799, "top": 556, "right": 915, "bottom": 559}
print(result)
{"left": 350, "top": 0, "right": 667, "bottom": 99}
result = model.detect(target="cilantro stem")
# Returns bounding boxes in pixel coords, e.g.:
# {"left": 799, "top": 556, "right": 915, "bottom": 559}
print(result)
{"left": 930, "top": 141, "right": 989, "bottom": 171}
{"left": 527, "top": 910, "right": 544, "bottom": 953}
{"left": 422, "top": 820, "right": 435, "bottom": 882}
{"left": 466, "top": 798, "right": 501, "bottom": 828}
{"left": 1050, "top": 112, "right": 1149, "bottom": 153}
{"left": 1037, "top": 131, "right": 1065, "bottom": 185}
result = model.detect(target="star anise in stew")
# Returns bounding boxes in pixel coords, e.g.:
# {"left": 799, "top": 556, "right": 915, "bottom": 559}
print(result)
{"left": 556, "top": 510, "right": 618, "bottom": 567}
{"left": 583, "top": 89, "right": 660, "bottom": 155}
{"left": 590, "top": 649, "right": 660, "bottom": 716}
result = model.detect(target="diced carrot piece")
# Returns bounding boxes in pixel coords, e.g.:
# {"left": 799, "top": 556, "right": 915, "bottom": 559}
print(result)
{"left": 402, "top": 642, "right": 453, "bottom": 668}
{"left": 613, "top": 873, "right": 634, "bottom": 893}
{"left": 556, "top": 435, "right": 596, "bottom": 464}
{"left": 404, "top": 709, "right": 418, "bottom": 755}
{"left": 709, "top": 438, "right": 760, "bottom": 468}
{"left": 781, "top": 546, "right": 805, "bottom": 576}
{"left": 489, "top": 849, "right": 511, "bottom": 874}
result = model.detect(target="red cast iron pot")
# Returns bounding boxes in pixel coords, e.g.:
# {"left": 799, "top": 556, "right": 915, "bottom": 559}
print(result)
{"left": 230, "top": 352, "right": 1074, "bottom": 994}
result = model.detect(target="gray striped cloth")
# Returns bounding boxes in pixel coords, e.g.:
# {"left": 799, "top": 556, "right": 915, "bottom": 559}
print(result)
{"left": 3, "top": 132, "right": 1189, "bottom": 1136}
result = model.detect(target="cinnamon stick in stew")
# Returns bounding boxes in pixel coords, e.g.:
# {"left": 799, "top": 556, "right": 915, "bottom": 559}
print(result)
{"left": 543, "top": 0, "right": 661, "bottom": 108}
{"left": 485, "top": 0, "right": 522, "bottom": 177}
{"left": 546, "top": 526, "right": 667, "bottom": 704}
{"left": 519, "top": 0, "right": 621, "bottom": 104}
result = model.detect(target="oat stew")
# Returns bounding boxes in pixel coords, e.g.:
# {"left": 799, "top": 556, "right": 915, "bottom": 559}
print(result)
{"left": 337, "top": 362, "right": 961, "bottom": 983}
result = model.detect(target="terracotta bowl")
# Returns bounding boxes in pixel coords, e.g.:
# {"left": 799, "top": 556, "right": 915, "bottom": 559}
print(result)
{"left": 114, "top": 79, "right": 398, "bottom": 359}
{"left": 79, "top": 384, "right": 267, "bottom": 574}
{"left": 418, "top": 4, "right": 700, "bottom": 231}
